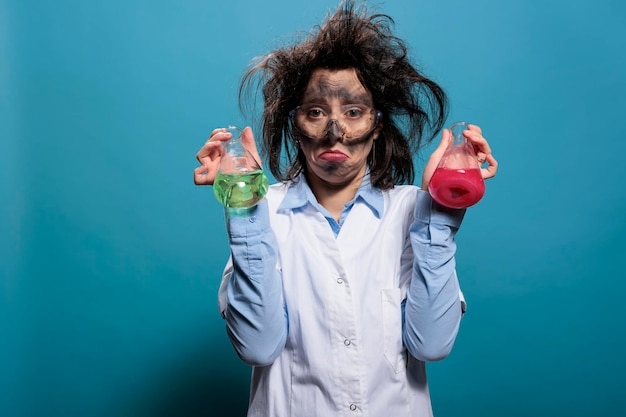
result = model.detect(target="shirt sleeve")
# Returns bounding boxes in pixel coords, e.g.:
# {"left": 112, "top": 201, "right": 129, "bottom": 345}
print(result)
{"left": 221, "top": 201, "right": 287, "bottom": 366}
{"left": 403, "top": 189, "right": 466, "bottom": 362}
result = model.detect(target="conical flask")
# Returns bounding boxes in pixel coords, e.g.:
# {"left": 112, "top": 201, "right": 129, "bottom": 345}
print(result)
{"left": 213, "top": 126, "right": 269, "bottom": 211}
{"left": 428, "top": 122, "right": 485, "bottom": 209}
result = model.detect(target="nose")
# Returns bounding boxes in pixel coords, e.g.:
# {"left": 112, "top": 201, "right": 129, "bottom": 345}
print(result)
{"left": 323, "top": 120, "right": 345, "bottom": 143}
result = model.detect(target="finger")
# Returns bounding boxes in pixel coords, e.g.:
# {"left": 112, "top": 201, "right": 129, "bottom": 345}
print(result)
{"left": 430, "top": 128, "right": 452, "bottom": 161}
{"left": 463, "top": 124, "right": 497, "bottom": 177}
{"left": 240, "top": 126, "right": 257, "bottom": 149}
{"left": 464, "top": 131, "right": 492, "bottom": 156}
{"left": 466, "top": 123, "right": 483, "bottom": 136}
{"left": 210, "top": 127, "right": 228, "bottom": 137}
{"left": 240, "top": 126, "right": 263, "bottom": 168}
{"left": 421, "top": 128, "right": 452, "bottom": 190}
{"left": 193, "top": 165, "right": 214, "bottom": 185}
{"left": 481, "top": 153, "right": 498, "bottom": 180}
{"left": 464, "top": 124, "right": 492, "bottom": 153}
{"left": 196, "top": 140, "right": 223, "bottom": 163}
{"left": 205, "top": 128, "right": 236, "bottom": 149}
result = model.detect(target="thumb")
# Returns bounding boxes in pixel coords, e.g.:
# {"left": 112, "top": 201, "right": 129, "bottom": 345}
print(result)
{"left": 432, "top": 128, "right": 452, "bottom": 160}
{"left": 240, "top": 126, "right": 263, "bottom": 166}
{"left": 421, "top": 128, "right": 452, "bottom": 190}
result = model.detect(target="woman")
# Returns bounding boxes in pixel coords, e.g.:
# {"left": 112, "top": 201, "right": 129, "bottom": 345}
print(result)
{"left": 194, "top": 1, "right": 497, "bottom": 416}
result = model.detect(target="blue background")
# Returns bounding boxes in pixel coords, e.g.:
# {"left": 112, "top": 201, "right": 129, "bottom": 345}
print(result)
{"left": 2, "top": 0, "right": 625, "bottom": 416}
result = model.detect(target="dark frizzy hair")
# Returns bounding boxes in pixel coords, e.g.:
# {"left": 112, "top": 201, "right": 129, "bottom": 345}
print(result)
{"left": 239, "top": 0, "right": 448, "bottom": 190}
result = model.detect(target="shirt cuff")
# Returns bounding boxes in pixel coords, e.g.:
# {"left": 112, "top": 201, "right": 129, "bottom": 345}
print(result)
{"left": 225, "top": 200, "right": 272, "bottom": 239}
{"left": 414, "top": 189, "right": 466, "bottom": 227}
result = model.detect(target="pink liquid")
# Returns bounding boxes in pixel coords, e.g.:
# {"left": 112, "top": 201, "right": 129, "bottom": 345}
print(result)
{"left": 428, "top": 167, "right": 485, "bottom": 209}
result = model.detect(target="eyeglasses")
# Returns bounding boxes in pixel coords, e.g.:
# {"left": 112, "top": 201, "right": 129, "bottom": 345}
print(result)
{"left": 290, "top": 104, "right": 381, "bottom": 142}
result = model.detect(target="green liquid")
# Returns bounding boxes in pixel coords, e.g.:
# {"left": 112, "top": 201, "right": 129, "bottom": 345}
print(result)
{"left": 213, "top": 170, "right": 269, "bottom": 210}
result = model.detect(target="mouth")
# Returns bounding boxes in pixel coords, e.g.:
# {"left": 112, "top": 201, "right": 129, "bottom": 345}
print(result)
{"left": 318, "top": 149, "right": 348, "bottom": 162}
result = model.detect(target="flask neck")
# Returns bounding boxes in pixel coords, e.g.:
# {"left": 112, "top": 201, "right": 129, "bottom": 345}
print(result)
{"left": 449, "top": 121, "right": 470, "bottom": 147}
{"left": 436, "top": 121, "right": 479, "bottom": 170}
{"left": 225, "top": 136, "right": 246, "bottom": 157}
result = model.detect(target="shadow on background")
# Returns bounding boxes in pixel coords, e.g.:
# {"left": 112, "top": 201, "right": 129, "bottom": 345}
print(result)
{"left": 123, "top": 344, "right": 250, "bottom": 417}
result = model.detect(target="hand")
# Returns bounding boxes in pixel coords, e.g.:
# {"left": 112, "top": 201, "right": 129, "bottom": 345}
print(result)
{"left": 421, "top": 124, "right": 498, "bottom": 190}
{"left": 193, "top": 126, "right": 261, "bottom": 186}
{"left": 463, "top": 124, "right": 498, "bottom": 180}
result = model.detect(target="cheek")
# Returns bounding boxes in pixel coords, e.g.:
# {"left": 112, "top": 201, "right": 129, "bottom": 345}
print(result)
{"left": 298, "top": 141, "right": 317, "bottom": 160}
{"left": 352, "top": 142, "right": 374, "bottom": 159}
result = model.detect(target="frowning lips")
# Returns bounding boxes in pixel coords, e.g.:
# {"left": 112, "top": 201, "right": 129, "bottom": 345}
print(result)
{"left": 318, "top": 149, "right": 348, "bottom": 162}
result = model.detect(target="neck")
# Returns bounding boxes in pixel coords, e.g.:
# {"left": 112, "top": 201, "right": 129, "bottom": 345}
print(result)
{"left": 306, "top": 169, "right": 366, "bottom": 222}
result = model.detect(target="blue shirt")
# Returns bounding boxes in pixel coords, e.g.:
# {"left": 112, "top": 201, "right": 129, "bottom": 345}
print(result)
{"left": 277, "top": 173, "right": 384, "bottom": 236}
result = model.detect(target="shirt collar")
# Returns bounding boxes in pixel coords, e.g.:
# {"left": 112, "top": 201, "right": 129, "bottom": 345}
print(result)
{"left": 278, "top": 171, "right": 384, "bottom": 219}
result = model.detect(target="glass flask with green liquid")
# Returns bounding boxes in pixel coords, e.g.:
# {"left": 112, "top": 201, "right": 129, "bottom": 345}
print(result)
{"left": 213, "top": 126, "right": 269, "bottom": 213}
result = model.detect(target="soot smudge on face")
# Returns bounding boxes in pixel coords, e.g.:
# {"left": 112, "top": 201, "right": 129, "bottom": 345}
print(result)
{"left": 304, "top": 74, "right": 372, "bottom": 106}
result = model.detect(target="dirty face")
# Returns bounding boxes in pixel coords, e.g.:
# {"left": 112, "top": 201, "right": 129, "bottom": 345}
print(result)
{"left": 295, "top": 67, "right": 381, "bottom": 189}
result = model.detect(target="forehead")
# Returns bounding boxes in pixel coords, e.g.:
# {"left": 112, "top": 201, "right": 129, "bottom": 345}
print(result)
{"left": 302, "top": 68, "right": 373, "bottom": 105}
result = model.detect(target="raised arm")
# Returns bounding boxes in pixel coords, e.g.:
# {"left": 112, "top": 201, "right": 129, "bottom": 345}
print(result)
{"left": 220, "top": 202, "right": 288, "bottom": 366}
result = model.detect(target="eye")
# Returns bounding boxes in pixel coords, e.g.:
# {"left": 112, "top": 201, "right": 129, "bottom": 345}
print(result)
{"left": 306, "top": 108, "right": 325, "bottom": 119}
{"left": 345, "top": 108, "right": 366, "bottom": 119}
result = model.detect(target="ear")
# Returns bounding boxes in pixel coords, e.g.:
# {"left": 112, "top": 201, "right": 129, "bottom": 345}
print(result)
{"left": 372, "top": 110, "right": 383, "bottom": 140}
{"left": 372, "top": 121, "right": 383, "bottom": 140}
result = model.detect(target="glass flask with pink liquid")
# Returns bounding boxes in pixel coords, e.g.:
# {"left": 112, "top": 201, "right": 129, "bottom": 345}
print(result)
{"left": 428, "top": 121, "right": 485, "bottom": 209}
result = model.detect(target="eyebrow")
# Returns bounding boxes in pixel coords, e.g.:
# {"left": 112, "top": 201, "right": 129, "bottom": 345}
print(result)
{"left": 303, "top": 80, "right": 373, "bottom": 106}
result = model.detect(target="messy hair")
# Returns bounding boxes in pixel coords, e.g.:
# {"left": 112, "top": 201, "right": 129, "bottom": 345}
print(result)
{"left": 239, "top": 0, "right": 448, "bottom": 189}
